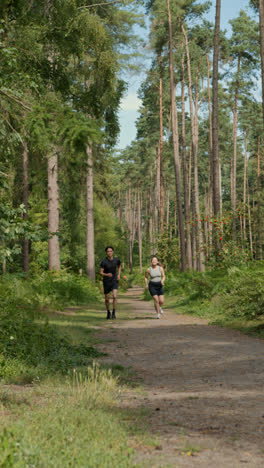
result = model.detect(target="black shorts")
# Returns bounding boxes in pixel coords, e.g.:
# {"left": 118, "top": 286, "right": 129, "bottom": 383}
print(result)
{"left": 103, "top": 280, "right": 119, "bottom": 295}
{"left": 148, "top": 281, "right": 164, "bottom": 297}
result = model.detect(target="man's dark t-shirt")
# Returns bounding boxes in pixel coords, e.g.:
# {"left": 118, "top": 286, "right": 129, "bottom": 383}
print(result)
{"left": 100, "top": 257, "right": 121, "bottom": 283}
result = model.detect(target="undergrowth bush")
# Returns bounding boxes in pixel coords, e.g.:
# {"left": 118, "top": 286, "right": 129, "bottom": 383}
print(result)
{"left": 164, "top": 270, "right": 227, "bottom": 300}
{"left": 31, "top": 270, "right": 101, "bottom": 307}
{"left": 0, "top": 273, "right": 102, "bottom": 383}
{"left": 221, "top": 268, "right": 264, "bottom": 320}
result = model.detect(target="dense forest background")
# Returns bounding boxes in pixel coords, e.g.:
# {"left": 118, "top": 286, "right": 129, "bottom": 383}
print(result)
{"left": 1, "top": 0, "right": 264, "bottom": 278}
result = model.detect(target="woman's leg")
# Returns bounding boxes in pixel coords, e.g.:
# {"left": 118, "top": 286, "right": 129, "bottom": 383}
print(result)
{"left": 153, "top": 295, "right": 160, "bottom": 315}
{"left": 158, "top": 295, "right": 164, "bottom": 314}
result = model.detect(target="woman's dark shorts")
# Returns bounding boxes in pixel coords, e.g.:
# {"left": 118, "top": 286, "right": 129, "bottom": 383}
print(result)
{"left": 148, "top": 281, "right": 164, "bottom": 296}
{"left": 103, "top": 280, "right": 119, "bottom": 295}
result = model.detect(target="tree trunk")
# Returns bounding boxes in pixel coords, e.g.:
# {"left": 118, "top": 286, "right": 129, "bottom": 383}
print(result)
{"left": 22, "top": 131, "right": 29, "bottom": 273}
{"left": 167, "top": 0, "right": 186, "bottom": 271}
{"left": 149, "top": 168, "right": 154, "bottom": 255}
{"left": 257, "top": 136, "right": 263, "bottom": 260}
{"left": 206, "top": 54, "right": 213, "bottom": 253}
{"left": 118, "top": 189, "right": 122, "bottom": 225}
{"left": 194, "top": 65, "right": 205, "bottom": 271}
{"left": 247, "top": 178, "right": 253, "bottom": 258}
{"left": 212, "top": 0, "right": 221, "bottom": 216}
{"left": 181, "top": 50, "right": 192, "bottom": 269}
{"left": 166, "top": 183, "right": 170, "bottom": 225}
{"left": 86, "top": 144, "right": 95, "bottom": 280}
{"left": 243, "top": 129, "right": 248, "bottom": 241}
{"left": 259, "top": 0, "right": 264, "bottom": 127}
{"left": 156, "top": 144, "right": 161, "bottom": 224}
{"left": 137, "top": 182, "right": 142, "bottom": 273}
{"left": 126, "top": 186, "right": 136, "bottom": 273}
{"left": 231, "top": 56, "right": 241, "bottom": 237}
{"left": 48, "top": 151, "right": 60, "bottom": 270}
{"left": 181, "top": 24, "right": 204, "bottom": 271}
{"left": 159, "top": 58, "right": 165, "bottom": 231}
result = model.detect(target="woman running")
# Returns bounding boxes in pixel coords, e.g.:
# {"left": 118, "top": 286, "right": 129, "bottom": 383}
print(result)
{"left": 145, "top": 256, "right": 165, "bottom": 319}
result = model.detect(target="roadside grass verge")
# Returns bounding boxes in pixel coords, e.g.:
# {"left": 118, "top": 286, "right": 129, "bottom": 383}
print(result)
{"left": 0, "top": 282, "right": 159, "bottom": 466}
{"left": 163, "top": 265, "right": 264, "bottom": 340}
{"left": 0, "top": 365, "right": 137, "bottom": 467}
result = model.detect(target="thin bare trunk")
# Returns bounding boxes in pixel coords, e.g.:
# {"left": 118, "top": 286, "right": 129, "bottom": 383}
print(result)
{"left": 194, "top": 66, "right": 205, "bottom": 271}
{"left": 174, "top": 196, "right": 177, "bottom": 235}
{"left": 167, "top": 0, "right": 186, "bottom": 270}
{"left": 149, "top": 168, "right": 154, "bottom": 255}
{"left": 182, "top": 23, "right": 204, "bottom": 270}
{"left": 259, "top": 0, "right": 264, "bottom": 127}
{"left": 48, "top": 151, "right": 60, "bottom": 270}
{"left": 22, "top": 131, "right": 29, "bottom": 273}
{"left": 138, "top": 183, "right": 142, "bottom": 273}
{"left": 212, "top": 0, "right": 221, "bottom": 215}
{"left": 247, "top": 178, "right": 253, "bottom": 258}
{"left": 118, "top": 190, "right": 122, "bottom": 225}
{"left": 86, "top": 145, "right": 95, "bottom": 281}
{"left": 231, "top": 56, "right": 241, "bottom": 238}
{"left": 257, "top": 136, "right": 263, "bottom": 260}
{"left": 181, "top": 50, "right": 192, "bottom": 269}
{"left": 166, "top": 183, "right": 170, "bottom": 225}
{"left": 206, "top": 54, "right": 213, "bottom": 254}
{"left": 126, "top": 186, "right": 136, "bottom": 272}
{"left": 156, "top": 145, "right": 161, "bottom": 224}
{"left": 159, "top": 62, "right": 165, "bottom": 230}
{"left": 243, "top": 129, "right": 248, "bottom": 241}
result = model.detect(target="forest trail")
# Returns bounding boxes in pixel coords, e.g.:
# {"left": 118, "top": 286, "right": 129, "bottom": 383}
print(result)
{"left": 97, "top": 287, "right": 264, "bottom": 468}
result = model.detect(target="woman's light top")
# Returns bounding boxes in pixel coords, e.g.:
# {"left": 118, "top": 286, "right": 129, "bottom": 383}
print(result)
{"left": 149, "top": 265, "right": 161, "bottom": 282}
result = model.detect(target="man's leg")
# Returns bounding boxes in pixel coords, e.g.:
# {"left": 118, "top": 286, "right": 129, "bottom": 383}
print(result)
{"left": 112, "top": 289, "right": 118, "bottom": 319}
{"left": 105, "top": 293, "right": 111, "bottom": 319}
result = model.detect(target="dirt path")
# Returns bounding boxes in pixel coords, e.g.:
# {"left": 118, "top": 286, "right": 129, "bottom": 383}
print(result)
{"left": 97, "top": 287, "right": 264, "bottom": 468}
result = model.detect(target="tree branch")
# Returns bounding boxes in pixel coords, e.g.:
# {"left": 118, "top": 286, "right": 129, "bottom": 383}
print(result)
{"left": 0, "top": 89, "right": 31, "bottom": 111}
{"left": 78, "top": 0, "right": 121, "bottom": 9}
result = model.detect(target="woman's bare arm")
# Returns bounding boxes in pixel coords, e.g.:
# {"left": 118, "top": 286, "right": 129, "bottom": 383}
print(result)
{"left": 145, "top": 268, "right": 150, "bottom": 288}
{"left": 161, "top": 267, "right": 165, "bottom": 285}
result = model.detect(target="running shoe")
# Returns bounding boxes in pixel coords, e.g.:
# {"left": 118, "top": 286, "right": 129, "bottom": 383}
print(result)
{"left": 157, "top": 313, "right": 161, "bottom": 319}
{"left": 160, "top": 308, "right": 164, "bottom": 314}
{"left": 106, "top": 311, "right": 111, "bottom": 320}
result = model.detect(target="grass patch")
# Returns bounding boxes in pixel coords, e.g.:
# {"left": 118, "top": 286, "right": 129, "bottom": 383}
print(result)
{"left": 0, "top": 365, "right": 135, "bottom": 467}
{"left": 165, "top": 266, "right": 264, "bottom": 339}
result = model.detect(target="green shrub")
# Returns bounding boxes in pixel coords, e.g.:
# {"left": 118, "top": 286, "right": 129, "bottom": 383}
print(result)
{"left": 221, "top": 269, "right": 264, "bottom": 320}
{"left": 31, "top": 270, "right": 101, "bottom": 307}
{"left": 0, "top": 273, "right": 103, "bottom": 382}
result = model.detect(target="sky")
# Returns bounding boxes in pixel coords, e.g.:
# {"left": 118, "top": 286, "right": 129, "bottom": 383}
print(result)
{"left": 116, "top": 0, "right": 256, "bottom": 150}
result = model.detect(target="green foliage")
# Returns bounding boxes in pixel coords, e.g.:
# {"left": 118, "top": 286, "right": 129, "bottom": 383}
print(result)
{"left": 30, "top": 270, "right": 101, "bottom": 308}
{"left": 222, "top": 268, "right": 264, "bottom": 320}
{"left": 205, "top": 213, "right": 251, "bottom": 269}
{"left": 156, "top": 226, "right": 180, "bottom": 270}
{"left": 0, "top": 366, "right": 133, "bottom": 467}
{"left": 0, "top": 201, "right": 46, "bottom": 264}
{"left": 164, "top": 269, "right": 227, "bottom": 300}
{"left": 0, "top": 272, "right": 102, "bottom": 382}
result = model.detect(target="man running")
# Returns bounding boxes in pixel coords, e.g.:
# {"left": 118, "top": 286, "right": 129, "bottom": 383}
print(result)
{"left": 100, "top": 246, "right": 121, "bottom": 319}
